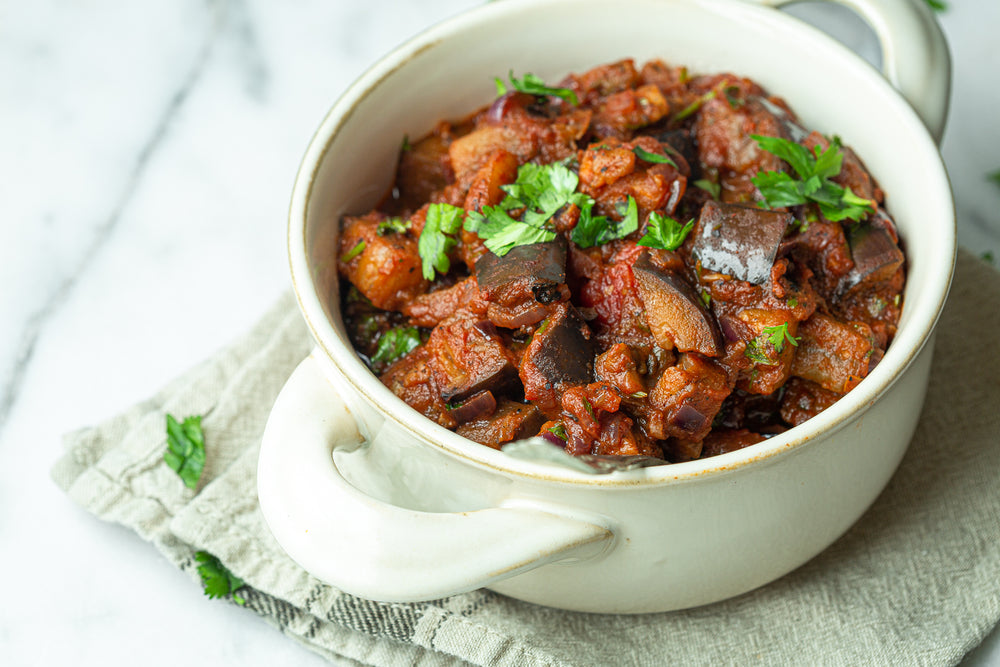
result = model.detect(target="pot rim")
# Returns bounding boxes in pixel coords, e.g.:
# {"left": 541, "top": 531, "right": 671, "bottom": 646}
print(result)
{"left": 287, "top": 0, "right": 956, "bottom": 487}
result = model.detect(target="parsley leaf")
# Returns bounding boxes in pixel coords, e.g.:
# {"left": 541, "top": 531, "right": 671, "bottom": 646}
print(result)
{"left": 571, "top": 196, "right": 639, "bottom": 249}
{"left": 377, "top": 217, "right": 410, "bottom": 236}
{"left": 340, "top": 240, "right": 366, "bottom": 263}
{"left": 762, "top": 322, "right": 799, "bottom": 352}
{"left": 637, "top": 212, "right": 694, "bottom": 251}
{"left": 633, "top": 146, "right": 677, "bottom": 168}
{"left": 925, "top": 0, "right": 947, "bottom": 11}
{"left": 371, "top": 326, "right": 422, "bottom": 365}
{"left": 194, "top": 551, "right": 246, "bottom": 605}
{"left": 164, "top": 414, "right": 205, "bottom": 490}
{"left": 417, "top": 203, "right": 465, "bottom": 280}
{"left": 495, "top": 71, "right": 579, "bottom": 105}
{"left": 750, "top": 134, "right": 875, "bottom": 222}
{"left": 673, "top": 89, "right": 716, "bottom": 121}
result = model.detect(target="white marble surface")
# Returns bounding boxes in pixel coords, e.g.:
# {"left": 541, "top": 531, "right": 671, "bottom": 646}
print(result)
{"left": 3, "top": 1, "right": 998, "bottom": 665}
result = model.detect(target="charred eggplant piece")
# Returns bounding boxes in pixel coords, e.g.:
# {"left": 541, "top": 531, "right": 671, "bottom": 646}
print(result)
{"left": 839, "top": 215, "right": 904, "bottom": 294}
{"left": 425, "top": 314, "right": 518, "bottom": 403}
{"left": 632, "top": 253, "right": 722, "bottom": 357}
{"left": 691, "top": 201, "right": 791, "bottom": 284}
{"left": 475, "top": 236, "right": 568, "bottom": 301}
{"left": 456, "top": 399, "right": 546, "bottom": 448}
{"left": 520, "top": 304, "right": 596, "bottom": 414}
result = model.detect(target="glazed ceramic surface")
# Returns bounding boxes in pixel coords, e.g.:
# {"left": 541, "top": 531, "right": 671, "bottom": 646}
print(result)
{"left": 259, "top": 0, "right": 954, "bottom": 613}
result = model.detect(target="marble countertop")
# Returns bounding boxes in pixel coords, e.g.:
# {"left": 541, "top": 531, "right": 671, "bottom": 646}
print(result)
{"left": 3, "top": 1, "right": 998, "bottom": 664}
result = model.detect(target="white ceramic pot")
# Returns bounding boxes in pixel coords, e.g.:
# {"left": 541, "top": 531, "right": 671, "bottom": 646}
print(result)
{"left": 259, "top": 0, "right": 954, "bottom": 613}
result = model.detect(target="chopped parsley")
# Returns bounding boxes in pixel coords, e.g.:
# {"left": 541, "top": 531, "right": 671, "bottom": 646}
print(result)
{"left": 164, "top": 414, "right": 205, "bottom": 490}
{"left": 401, "top": 134, "right": 412, "bottom": 152}
{"left": 377, "top": 217, "right": 410, "bottom": 236}
{"left": 745, "top": 322, "right": 799, "bottom": 366}
{"left": 750, "top": 134, "right": 875, "bottom": 222}
{"left": 418, "top": 203, "right": 465, "bottom": 280}
{"left": 495, "top": 71, "right": 579, "bottom": 105}
{"left": 924, "top": 0, "right": 947, "bottom": 11}
{"left": 673, "top": 89, "right": 716, "bottom": 121}
{"left": 693, "top": 178, "right": 721, "bottom": 199}
{"left": 340, "top": 240, "right": 366, "bottom": 263}
{"left": 548, "top": 423, "right": 568, "bottom": 440}
{"left": 637, "top": 212, "right": 694, "bottom": 251}
{"left": 571, "top": 196, "right": 639, "bottom": 249}
{"left": 371, "top": 326, "right": 422, "bottom": 365}
{"left": 195, "top": 551, "right": 246, "bottom": 605}
{"left": 633, "top": 146, "right": 677, "bottom": 168}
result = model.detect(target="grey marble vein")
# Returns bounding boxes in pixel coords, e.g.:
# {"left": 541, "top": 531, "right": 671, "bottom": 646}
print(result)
{"left": 0, "top": 3, "right": 226, "bottom": 435}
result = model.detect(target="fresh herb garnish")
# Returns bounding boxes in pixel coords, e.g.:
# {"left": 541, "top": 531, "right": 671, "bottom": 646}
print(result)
{"left": 982, "top": 251, "right": 995, "bottom": 265}
{"left": 371, "top": 326, "right": 422, "bottom": 365}
{"left": 194, "top": 551, "right": 246, "bottom": 605}
{"left": 989, "top": 169, "right": 1000, "bottom": 189}
{"left": 401, "top": 134, "right": 412, "bottom": 152}
{"left": 377, "top": 217, "right": 410, "bottom": 236}
{"left": 924, "top": 0, "right": 947, "bottom": 11}
{"left": 693, "top": 178, "right": 721, "bottom": 199}
{"left": 465, "top": 161, "right": 578, "bottom": 255}
{"left": 164, "top": 414, "right": 205, "bottom": 490}
{"left": 745, "top": 323, "right": 799, "bottom": 366}
{"left": 700, "top": 289, "right": 711, "bottom": 307}
{"left": 340, "top": 240, "right": 366, "bottom": 263}
{"left": 548, "top": 423, "right": 568, "bottom": 440}
{"left": 750, "top": 134, "right": 875, "bottom": 222}
{"left": 633, "top": 146, "right": 677, "bottom": 168}
{"left": 763, "top": 323, "right": 799, "bottom": 353}
{"left": 674, "top": 89, "right": 716, "bottom": 121}
{"left": 495, "top": 71, "right": 579, "bottom": 105}
{"left": 637, "top": 212, "right": 694, "bottom": 251}
{"left": 571, "top": 196, "right": 639, "bottom": 249}
{"left": 418, "top": 203, "right": 465, "bottom": 280}
{"left": 723, "top": 85, "right": 744, "bottom": 109}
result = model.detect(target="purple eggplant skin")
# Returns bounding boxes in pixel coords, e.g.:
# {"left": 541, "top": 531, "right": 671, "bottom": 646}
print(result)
{"left": 691, "top": 201, "right": 792, "bottom": 284}
{"left": 474, "top": 236, "right": 568, "bottom": 301}
{"left": 632, "top": 253, "right": 723, "bottom": 357}
{"left": 447, "top": 390, "right": 498, "bottom": 424}
{"left": 839, "top": 215, "right": 904, "bottom": 294}
{"left": 529, "top": 304, "right": 596, "bottom": 387}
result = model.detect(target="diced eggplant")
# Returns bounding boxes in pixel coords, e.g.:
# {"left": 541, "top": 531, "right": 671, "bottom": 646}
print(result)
{"left": 790, "top": 312, "right": 874, "bottom": 393}
{"left": 425, "top": 314, "right": 518, "bottom": 403}
{"left": 475, "top": 236, "right": 568, "bottom": 301}
{"left": 691, "top": 201, "right": 791, "bottom": 285}
{"left": 447, "top": 390, "right": 498, "bottom": 424}
{"left": 839, "top": 216, "right": 904, "bottom": 294}
{"left": 456, "top": 399, "right": 546, "bottom": 448}
{"left": 652, "top": 128, "right": 697, "bottom": 178}
{"left": 520, "top": 304, "right": 596, "bottom": 414}
{"left": 632, "top": 253, "right": 722, "bottom": 357}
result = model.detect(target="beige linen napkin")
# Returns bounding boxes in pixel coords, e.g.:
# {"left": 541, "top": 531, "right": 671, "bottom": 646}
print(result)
{"left": 53, "top": 249, "right": 1000, "bottom": 666}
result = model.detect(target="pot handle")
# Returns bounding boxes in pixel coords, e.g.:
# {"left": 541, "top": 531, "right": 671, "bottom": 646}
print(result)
{"left": 750, "top": 0, "right": 950, "bottom": 141}
{"left": 257, "top": 352, "right": 613, "bottom": 602}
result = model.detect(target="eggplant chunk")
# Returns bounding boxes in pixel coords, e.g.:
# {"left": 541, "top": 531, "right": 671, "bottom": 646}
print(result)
{"left": 520, "top": 304, "right": 596, "bottom": 415}
{"left": 632, "top": 253, "right": 722, "bottom": 357}
{"left": 790, "top": 312, "right": 874, "bottom": 393}
{"left": 456, "top": 399, "right": 546, "bottom": 448}
{"left": 839, "top": 216, "right": 904, "bottom": 294}
{"left": 475, "top": 236, "right": 568, "bottom": 302}
{"left": 425, "top": 314, "right": 517, "bottom": 403}
{"left": 692, "top": 201, "right": 791, "bottom": 284}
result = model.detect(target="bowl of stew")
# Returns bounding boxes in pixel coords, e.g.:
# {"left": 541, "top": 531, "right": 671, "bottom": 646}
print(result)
{"left": 259, "top": 0, "right": 954, "bottom": 613}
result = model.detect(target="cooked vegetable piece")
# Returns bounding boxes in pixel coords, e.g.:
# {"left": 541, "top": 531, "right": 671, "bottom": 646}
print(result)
{"left": 456, "top": 398, "right": 546, "bottom": 448}
{"left": 520, "top": 304, "right": 596, "bottom": 415}
{"left": 691, "top": 201, "right": 791, "bottom": 284}
{"left": 339, "top": 214, "right": 428, "bottom": 311}
{"left": 790, "top": 312, "right": 874, "bottom": 393}
{"left": 381, "top": 347, "right": 457, "bottom": 428}
{"left": 839, "top": 218, "right": 905, "bottom": 294}
{"left": 632, "top": 253, "right": 722, "bottom": 357}
{"left": 780, "top": 377, "right": 841, "bottom": 426}
{"left": 426, "top": 313, "right": 518, "bottom": 403}
{"left": 645, "top": 354, "right": 729, "bottom": 442}
{"left": 475, "top": 236, "right": 567, "bottom": 302}
{"left": 447, "top": 390, "right": 498, "bottom": 424}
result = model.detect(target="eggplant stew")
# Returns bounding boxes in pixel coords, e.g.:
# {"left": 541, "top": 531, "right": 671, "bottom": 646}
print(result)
{"left": 336, "top": 59, "right": 904, "bottom": 462}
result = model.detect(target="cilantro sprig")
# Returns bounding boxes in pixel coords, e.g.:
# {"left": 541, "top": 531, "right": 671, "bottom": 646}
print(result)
{"left": 637, "top": 212, "right": 694, "bottom": 251}
{"left": 571, "top": 196, "right": 639, "bottom": 249}
{"left": 417, "top": 203, "right": 465, "bottom": 280}
{"left": 164, "top": 414, "right": 205, "bottom": 490}
{"left": 371, "top": 326, "right": 422, "bottom": 365}
{"left": 745, "top": 322, "right": 800, "bottom": 366}
{"left": 195, "top": 551, "right": 246, "bottom": 605}
{"left": 495, "top": 71, "right": 579, "bottom": 105}
{"left": 750, "top": 134, "right": 875, "bottom": 222}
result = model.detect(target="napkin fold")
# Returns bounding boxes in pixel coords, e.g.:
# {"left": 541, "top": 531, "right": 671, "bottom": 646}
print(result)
{"left": 53, "top": 249, "right": 1000, "bottom": 667}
